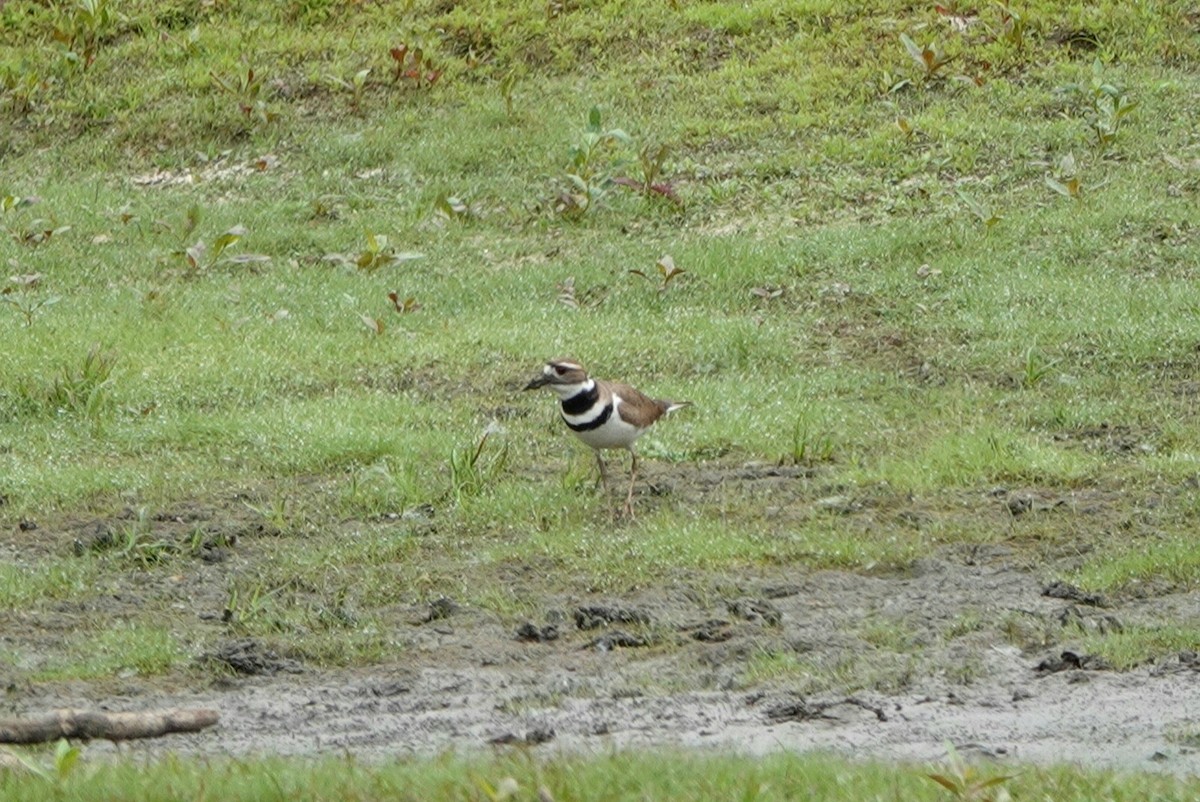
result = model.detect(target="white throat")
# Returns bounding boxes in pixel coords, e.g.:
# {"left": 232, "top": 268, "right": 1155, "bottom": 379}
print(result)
{"left": 549, "top": 377, "right": 594, "bottom": 400}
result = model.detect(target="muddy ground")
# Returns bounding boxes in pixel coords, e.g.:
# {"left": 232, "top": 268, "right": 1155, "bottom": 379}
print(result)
{"left": 4, "top": 467, "right": 1200, "bottom": 775}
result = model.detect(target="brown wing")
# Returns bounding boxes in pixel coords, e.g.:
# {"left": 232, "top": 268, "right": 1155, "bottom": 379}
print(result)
{"left": 608, "top": 382, "right": 670, "bottom": 428}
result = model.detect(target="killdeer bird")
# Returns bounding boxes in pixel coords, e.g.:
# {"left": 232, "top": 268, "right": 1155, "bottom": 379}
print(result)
{"left": 524, "top": 359, "right": 690, "bottom": 518}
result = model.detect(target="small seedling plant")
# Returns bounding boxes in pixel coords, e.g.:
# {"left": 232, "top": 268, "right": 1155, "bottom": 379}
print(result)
{"left": 900, "top": 33, "right": 956, "bottom": 80}
{"left": 360, "top": 313, "right": 385, "bottom": 336}
{"left": 557, "top": 105, "right": 632, "bottom": 219}
{"left": 53, "top": 0, "right": 119, "bottom": 71}
{"left": 388, "top": 291, "right": 420, "bottom": 314}
{"left": 789, "top": 419, "right": 835, "bottom": 465}
{"left": 1, "top": 738, "right": 82, "bottom": 785}
{"left": 210, "top": 66, "right": 277, "bottom": 124}
{"left": 612, "top": 143, "right": 681, "bottom": 205}
{"left": 12, "top": 342, "right": 118, "bottom": 429}
{"left": 2, "top": 194, "right": 70, "bottom": 246}
{"left": 996, "top": 2, "right": 1026, "bottom": 49}
{"left": 629, "top": 254, "right": 686, "bottom": 292}
{"left": 1, "top": 194, "right": 38, "bottom": 214}
{"left": 925, "top": 745, "right": 1013, "bottom": 801}
{"left": 360, "top": 275, "right": 423, "bottom": 334}
{"left": 390, "top": 44, "right": 442, "bottom": 88}
{"left": 326, "top": 68, "right": 372, "bottom": 110}
{"left": 175, "top": 225, "right": 270, "bottom": 274}
{"left": 956, "top": 191, "right": 1002, "bottom": 233}
{"left": 2, "top": 272, "right": 61, "bottom": 327}
{"left": 324, "top": 233, "right": 424, "bottom": 272}
{"left": 434, "top": 193, "right": 475, "bottom": 221}
{"left": 1021, "top": 346, "right": 1060, "bottom": 389}
{"left": 1058, "top": 59, "right": 1138, "bottom": 150}
{"left": 1044, "top": 152, "right": 1096, "bottom": 203}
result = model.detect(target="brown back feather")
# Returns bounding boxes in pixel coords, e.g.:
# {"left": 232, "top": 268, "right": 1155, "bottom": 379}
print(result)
{"left": 606, "top": 381, "right": 686, "bottom": 428}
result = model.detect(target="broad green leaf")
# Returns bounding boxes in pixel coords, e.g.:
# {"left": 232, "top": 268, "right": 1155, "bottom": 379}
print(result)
{"left": 53, "top": 738, "right": 81, "bottom": 778}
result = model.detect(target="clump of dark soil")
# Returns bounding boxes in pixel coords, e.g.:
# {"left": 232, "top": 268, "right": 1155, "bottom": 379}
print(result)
{"left": 204, "top": 639, "right": 303, "bottom": 676}
{"left": 574, "top": 605, "right": 652, "bottom": 630}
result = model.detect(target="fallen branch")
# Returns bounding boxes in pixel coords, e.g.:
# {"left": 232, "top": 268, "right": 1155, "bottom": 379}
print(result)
{"left": 0, "top": 708, "right": 219, "bottom": 744}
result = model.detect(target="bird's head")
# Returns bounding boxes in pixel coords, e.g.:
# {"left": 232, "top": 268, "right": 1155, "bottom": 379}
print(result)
{"left": 524, "top": 359, "right": 591, "bottom": 397}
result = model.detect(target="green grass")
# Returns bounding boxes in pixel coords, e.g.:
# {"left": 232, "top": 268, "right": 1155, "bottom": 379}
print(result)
{"left": 0, "top": 559, "right": 99, "bottom": 608}
{"left": 1081, "top": 623, "right": 1200, "bottom": 671}
{"left": 2, "top": 749, "right": 1198, "bottom": 802}
{"left": 35, "top": 622, "right": 184, "bottom": 681}
{"left": 1074, "top": 534, "right": 1200, "bottom": 595}
{"left": 2, "top": 0, "right": 1200, "bottom": 679}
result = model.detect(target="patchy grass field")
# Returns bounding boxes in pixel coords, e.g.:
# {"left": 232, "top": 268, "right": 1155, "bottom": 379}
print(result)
{"left": 4, "top": 748, "right": 1200, "bottom": 802}
{"left": 3, "top": 0, "right": 1200, "bottom": 786}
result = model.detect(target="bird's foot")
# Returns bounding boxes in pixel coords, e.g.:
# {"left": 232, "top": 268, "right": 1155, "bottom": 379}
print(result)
{"left": 616, "top": 500, "right": 637, "bottom": 522}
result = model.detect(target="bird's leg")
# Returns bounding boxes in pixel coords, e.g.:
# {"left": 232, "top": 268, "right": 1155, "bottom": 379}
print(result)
{"left": 623, "top": 449, "right": 639, "bottom": 521}
{"left": 594, "top": 450, "right": 609, "bottom": 494}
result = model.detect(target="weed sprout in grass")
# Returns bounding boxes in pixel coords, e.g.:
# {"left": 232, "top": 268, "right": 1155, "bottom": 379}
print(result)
{"left": 10, "top": 343, "right": 117, "bottom": 426}
{"left": 956, "top": 191, "right": 1002, "bottom": 233}
{"left": 1058, "top": 59, "right": 1139, "bottom": 151}
{"left": 1044, "top": 152, "right": 1087, "bottom": 202}
{"left": 389, "top": 43, "right": 442, "bottom": 88}
{"left": 210, "top": 66, "right": 277, "bottom": 125}
{"left": 612, "top": 142, "right": 682, "bottom": 206}
{"left": 557, "top": 105, "right": 632, "bottom": 219}
{"left": 325, "top": 68, "right": 372, "bottom": 111}
{"left": 0, "top": 738, "right": 82, "bottom": 785}
{"left": 1020, "top": 346, "right": 1060, "bottom": 389}
{"left": 629, "top": 254, "right": 686, "bottom": 293}
{"left": 788, "top": 417, "right": 835, "bottom": 465}
{"left": 2, "top": 193, "right": 70, "bottom": 246}
{"left": 0, "top": 65, "right": 48, "bottom": 115}
{"left": 899, "top": 33, "right": 956, "bottom": 81}
{"left": 324, "top": 232, "right": 424, "bottom": 273}
{"left": 449, "top": 428, "right": 509, "bottom": 501}
{"left": 52, "top": 0, "right": 119, "bottom": 72}
{"left": 1, "top": 272, "right": 60, "bottom": 327}
{"left": 175, "top": 224, "right": 271, "bottom": 274}
{"left": 926, "top": 744, "right": 1012, "bottom": 802}
{"left": 434, "top": 193, "right": 475, "bottom": 222}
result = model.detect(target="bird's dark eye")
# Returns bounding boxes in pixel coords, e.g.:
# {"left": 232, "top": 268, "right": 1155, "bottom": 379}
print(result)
{"left": 553, "top": 365, "right": 566, "bottom": 375}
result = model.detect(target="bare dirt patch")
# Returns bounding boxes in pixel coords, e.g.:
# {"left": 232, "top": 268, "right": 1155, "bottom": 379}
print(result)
{"left": 4, "top": 471, "right": 1200, "bottom": 773}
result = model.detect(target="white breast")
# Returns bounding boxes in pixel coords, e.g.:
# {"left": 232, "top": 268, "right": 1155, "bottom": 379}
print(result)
{"left": 568, "top": 396, "right": 645, "bottom": 450}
